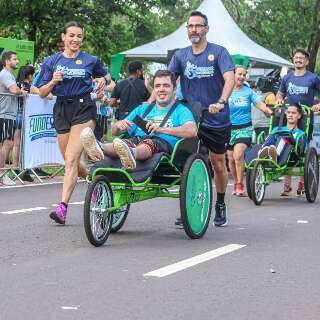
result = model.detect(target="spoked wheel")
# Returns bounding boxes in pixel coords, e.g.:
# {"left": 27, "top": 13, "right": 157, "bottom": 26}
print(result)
{"left": 84, "top": 176, "right": 113, "bottom": 247}
{"left": 304, "top": 147, "right": 319, "bottom": 203}
{"left": 111, "top": 204, "right": 130, "bottom": 233}
{"left": 180, "top": 153, "right": 212, "bottom": 239}
{"left": 250, "top": 162, "right": 266, "bottom": 205}
{"left": 246, "top": 169, "right": 252, "bottom": 200}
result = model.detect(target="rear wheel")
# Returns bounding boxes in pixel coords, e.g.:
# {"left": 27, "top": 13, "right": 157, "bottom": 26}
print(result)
{"left": 180, "top": 153, "right": 212, "bottom": 239}
{"left": 250, "top": 162, "right": 266, "bottom": 206}
{"left": 304, "top": 147, "right": 319, "bottom": 203}
{"left": 84, "top": 176, "right": 113, "bottom": 247}
{"left": 111, "top": 204, "right": 130, "bottom": 233}
{"left": 245, "top": 169, "right": 252, "bottom": 200}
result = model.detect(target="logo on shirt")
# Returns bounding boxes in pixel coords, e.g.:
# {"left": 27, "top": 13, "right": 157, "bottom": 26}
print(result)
{"left": 75, "top": 59, "right": 83, "bottom": 65}
{"left": 184, "top": 61, "right": 214, "bottom": 80}
{"left": 230, "top": 96, "right": 247, "bottom": 107}
{"left": 208, "top": 54, "right": 215, "bottom": 61}
{"left": 56, "top": 65, "right": 86, "bottom": 79}
{"left": 287, "top": 82, "right": 309, "bottom": 95}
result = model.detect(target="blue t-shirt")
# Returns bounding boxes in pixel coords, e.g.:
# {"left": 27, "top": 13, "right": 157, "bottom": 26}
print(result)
{"left": 37, "top": 51, "right": 107, "bottom": 96}
{"left": 229, "top": 85, "right": 261, "bottom": 126}
{"left": 125, "top": 102, "right": 195, "bottom": 148}
{"left": 279, "top": 71, "right": 320, "bottom": 106}
{"left": 168, "top": 42, "right": 234, "bottom": 128}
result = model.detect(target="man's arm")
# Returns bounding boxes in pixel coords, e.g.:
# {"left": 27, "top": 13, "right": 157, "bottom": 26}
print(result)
{"left": 111, "top": 119, "right": 132, "bottom": 136}
{"left": 147, "top": 121, "right": 197, "bottom": 138}
{"left": 8, "top": 84, "right": 27, "bottom": 96}
{"left": 220, "top": 70, "right": 235, "bottom": 102}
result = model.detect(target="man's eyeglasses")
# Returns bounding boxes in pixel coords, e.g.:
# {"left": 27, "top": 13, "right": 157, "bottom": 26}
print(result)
{"left": 186, "top": 24, "right": 207, "bottom": 30}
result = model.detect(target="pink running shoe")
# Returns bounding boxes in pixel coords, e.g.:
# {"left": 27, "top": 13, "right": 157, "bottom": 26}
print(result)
{"left": 231, "top": 183, "right": 237, "bottom": 195}
{"left": 49, "top": 203, "right": 67, "bottom": 225}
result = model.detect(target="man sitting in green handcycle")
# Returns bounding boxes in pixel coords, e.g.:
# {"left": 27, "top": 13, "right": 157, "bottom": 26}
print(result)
{"left": 80, "top": 70, "right": 198, "bottom": 170}
{"left": 256, "top": 103, "right": 307, "bottom": 195}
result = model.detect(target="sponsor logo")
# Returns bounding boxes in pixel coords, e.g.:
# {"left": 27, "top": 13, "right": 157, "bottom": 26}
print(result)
{"left": 76, "top": 59, "right": 82, "bottom": 65}
{"left": 184, "top": 61, "right": 214, "bottom": 80}
{"left": 208, "top": 54, "right": 215, "bottom": 61}
{"left": 56, "top": 65, "right": 86, "bottom": 79}
{"left": 28, "top": 114, "right": 56, "bottom": 141}
{"left": 287, "top": 82, "right": 309, "bottom": 95}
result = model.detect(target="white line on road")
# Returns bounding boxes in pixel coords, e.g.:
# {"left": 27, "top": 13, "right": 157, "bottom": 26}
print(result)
{"left": 144, "top": 244, "right": 246, "bottom": 278}
{"left": 1, "top": 207, "right": 48, "bottom": 215}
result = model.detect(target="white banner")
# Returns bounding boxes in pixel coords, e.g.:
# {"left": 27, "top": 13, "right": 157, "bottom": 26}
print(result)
{"left": 22, "top": 95, "right": 64, "bottom": 169}
{"left": 311, "top": 115, "right": 320, "bottom": 154}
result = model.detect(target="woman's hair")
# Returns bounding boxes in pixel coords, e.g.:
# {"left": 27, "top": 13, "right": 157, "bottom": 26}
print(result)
{"left": 63, "top": 21, "right": 83, "bottom": 34}
{"left": 234, "top": 64, "right": 247, "bottom": 73}
{"left": 16, "top": 65, "right": 35, "bottom": 83}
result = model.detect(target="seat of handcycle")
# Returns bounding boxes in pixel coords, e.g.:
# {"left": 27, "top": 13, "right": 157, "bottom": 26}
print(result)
{"left": 88, "top": 137, "right": 200, "bottom": 184}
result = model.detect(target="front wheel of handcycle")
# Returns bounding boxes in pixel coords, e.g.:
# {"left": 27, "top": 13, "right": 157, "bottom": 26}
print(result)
{"left": 180, "top": 153, "right": 212, "bottom": 239}
{"left": 84, "top": 176, "right": 113, "bottom": 247}
{"left": 250, "top": 162, "right": 266, "bottom": 206}
{"left": 111, "top": 204, "right": 130, "bottom": 233}
{"left": 304, "top": 147, "right": 319, "bottom": 203}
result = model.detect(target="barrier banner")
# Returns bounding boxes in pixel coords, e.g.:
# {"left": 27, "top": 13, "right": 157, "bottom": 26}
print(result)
{"left": 311, "top": 115, "right": 320, "bottom": 154}
{"left": 22, "top": 95, "right": 64, "bottom": 169}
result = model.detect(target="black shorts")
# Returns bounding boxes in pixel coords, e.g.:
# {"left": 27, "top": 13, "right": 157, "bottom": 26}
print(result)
{"left": 227, "top": 138, "right": 252, "bottom": 151}
{"left": 0, "top": 118, "right": 16, "bottom": 142}
{"left": 198, "top": 124, "right": 231, "bottom": 154}
{"left": 124, "top": 136, "right": 172, "bottom": 155}
{"left": 53, "top": 94, "right": 97, "bottom": 134}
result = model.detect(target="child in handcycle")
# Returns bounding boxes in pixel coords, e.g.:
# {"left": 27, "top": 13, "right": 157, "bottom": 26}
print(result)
{"left": 80, "top": 70, "right": 197, "bottom": 170}
{"left": 256, "top": 103, "right": 307, "bottom": 195}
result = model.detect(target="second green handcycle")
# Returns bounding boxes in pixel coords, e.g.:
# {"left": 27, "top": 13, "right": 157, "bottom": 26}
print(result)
{"left": 245, "top": 104, "right": 319, "bottom": 205}
{"left": 83, "top": 105, "right": 213, "bottom": 247}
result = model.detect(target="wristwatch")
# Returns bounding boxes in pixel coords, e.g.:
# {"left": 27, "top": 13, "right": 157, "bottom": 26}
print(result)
{"left": 218, "top": 98, "right": 226, "bottom": 105}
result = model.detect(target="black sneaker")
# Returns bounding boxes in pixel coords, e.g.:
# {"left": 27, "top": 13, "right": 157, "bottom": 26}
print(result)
{"left": 213, "top": 203, "right": 228, "bottom": 227}
{"left": 174, "top": 217, "right": 183, "bottom": 227}
{"left": 34, "top": 168, "right": 48, "bottom": 177}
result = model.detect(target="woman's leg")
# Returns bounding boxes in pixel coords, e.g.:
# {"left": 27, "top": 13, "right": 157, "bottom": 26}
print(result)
{"left": 233, "top": 143, "right": 248, "bottom": 184}
{"left": 227, "top": 150, "right": 236, "bottom": 181}
{"left": 62, "top": 120, "right": 95, "bottom": 204}
{"left": 12, "top": 129, "right": 20, "bottom": 167}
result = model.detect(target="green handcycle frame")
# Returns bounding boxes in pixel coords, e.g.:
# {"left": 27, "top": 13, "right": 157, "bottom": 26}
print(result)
{"left": 84, "top": 137, "right": 213, "bottom": 247}
{"left": 246, "top": 104, "right": 319, "bottom": 205}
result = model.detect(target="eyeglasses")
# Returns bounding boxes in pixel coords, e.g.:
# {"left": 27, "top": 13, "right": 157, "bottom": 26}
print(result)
{"left": 186, "top": 24, "right": 207, "bottom": 30}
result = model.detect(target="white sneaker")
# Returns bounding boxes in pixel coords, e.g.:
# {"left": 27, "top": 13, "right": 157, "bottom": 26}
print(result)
{"left": 1, "top": 173, "right": 16, "bottom": 186}
{"left": 80, "top": 127, "right": 104, "bottom": 162}
{"left": 113, "top": 138, "right": 136, "bottom": 170}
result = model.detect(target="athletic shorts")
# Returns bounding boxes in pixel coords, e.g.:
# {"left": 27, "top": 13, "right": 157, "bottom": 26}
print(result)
{"left": 0, "top": 118, "right": 16, "bottom": 142}
{"left": 227, "top": 125, "right": 253, "bottom": 151}
{"left": 123, "top": 136, "right": 172, "bottom": 156}
{"left": 53, "top": 94, "right": 97, "bottom": 134}
{"left": 198, "top": 124, "right": 231, "bottom": 154}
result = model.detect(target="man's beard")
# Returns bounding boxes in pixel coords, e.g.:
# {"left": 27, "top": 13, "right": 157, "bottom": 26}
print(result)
{"left": 189, "top": 32, "right": 205, "bottom": 44}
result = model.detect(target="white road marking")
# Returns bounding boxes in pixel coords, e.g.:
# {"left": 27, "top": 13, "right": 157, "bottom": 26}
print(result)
{"left": 297, "top": 220, "right": 309, "bottom": 224}
{"left": 1, "top": 207, "right": 48, "bottom": 215}
{"left": 144, "top": 244, "right": 246, "bottom": 278}
{"left": 0, "top": 181, "right": 63, "bottom": 189}
{"left": 61, "top": 305, "right": 80, "bottom": 310}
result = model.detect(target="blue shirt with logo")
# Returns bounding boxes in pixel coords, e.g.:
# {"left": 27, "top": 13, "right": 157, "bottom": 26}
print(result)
{"left": 279, "top": 71, "right": 320, "bottom": 106}
{"left": 37, "top": 51, "right": 107, "bottom": 96}
{"left": 125, "top": 102, "right": 195, "bottom": 148}
{"left": 168, "top": 42, "right": 234, "bottom": 128}
{"left": 229, "top": 85, "right": 261, "bottom": 126}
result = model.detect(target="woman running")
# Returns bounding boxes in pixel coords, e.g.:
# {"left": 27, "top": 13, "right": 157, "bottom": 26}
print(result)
{"left": 228, "top": 65, "right": 272, "bottom": 196}
{"left": 37, "top": 21, "right": 108, "bottom": 224}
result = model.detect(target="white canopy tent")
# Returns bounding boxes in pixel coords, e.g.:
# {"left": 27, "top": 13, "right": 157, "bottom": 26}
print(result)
{"left": 122, "top": 0, "right": 293, "bottom": 68}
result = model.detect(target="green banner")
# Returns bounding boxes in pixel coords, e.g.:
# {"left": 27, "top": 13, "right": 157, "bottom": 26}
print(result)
{"left": 0, "top": 37, "right": 34, "bottom": 70}
{"left": 110, "top": 53, "right": 125, "bottom": 80}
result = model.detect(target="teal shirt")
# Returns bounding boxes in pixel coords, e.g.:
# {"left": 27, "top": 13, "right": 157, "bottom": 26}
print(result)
{"left": 126, "top": 102, "right": 195, "bottom": 148}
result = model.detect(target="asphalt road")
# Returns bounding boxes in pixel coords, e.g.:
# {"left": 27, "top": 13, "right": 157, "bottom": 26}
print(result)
{"left": 1, "top": 179, "right": 320, "bottom": 320}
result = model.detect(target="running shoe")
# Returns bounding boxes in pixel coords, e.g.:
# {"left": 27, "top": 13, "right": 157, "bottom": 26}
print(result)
{"left": 296, "top": 182, "right": 305, "bottom": 197}
{"left": 258, "top": 146, "right": 269, "bottom": 159}
{"left": 236, "top": 182, "right": 246, "bottom": 197}
{"left": 268, "top": 145, "right": 277, "bottom": 162}
{"left": 80, "top": 127, "right": 104, "bottom": 162}
{"left": 49, "top": 203, "right": 67, "bottom": 225}
{"left": 1, "top": 174, "right": 16, "bottom": 186}
{"left": 280, "top": 186, "right": 292, "bottom": 196}
{"left": 213, "top": 202, "right": 228, "bottom": 227}
{"left": 113, "top": 138, "right": 136, "bottom": 170}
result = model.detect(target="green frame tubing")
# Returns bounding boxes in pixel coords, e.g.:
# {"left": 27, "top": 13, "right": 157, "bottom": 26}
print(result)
{"left": 85, "top": 139, "right": 190, "bottom": 214}
{"left": 246, "top": 104, "right": 312, "bottom": 185}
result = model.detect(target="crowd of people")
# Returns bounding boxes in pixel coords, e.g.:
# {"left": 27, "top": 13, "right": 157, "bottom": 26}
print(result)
{"left": 1, "top": 11, "right": 320, "bottom": 227}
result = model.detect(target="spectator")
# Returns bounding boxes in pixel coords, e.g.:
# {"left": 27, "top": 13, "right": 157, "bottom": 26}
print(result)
{"left": 110, "top": 61, "right": 150, "bottom": 120}
{"left": 0, "top": 51, "right": 27, "bottom": 185}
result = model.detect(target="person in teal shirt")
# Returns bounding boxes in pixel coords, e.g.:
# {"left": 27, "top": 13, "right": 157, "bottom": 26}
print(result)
{"left": 228, "top": 65, "right": 272, "bottom": 196}
{"left": 80, "top": 70, "right": 197, "bottom": 170}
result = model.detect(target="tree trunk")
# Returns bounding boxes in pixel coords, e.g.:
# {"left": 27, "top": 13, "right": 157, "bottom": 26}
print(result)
{"left": 307, "top": 0, "right": 320, "bottom": 72}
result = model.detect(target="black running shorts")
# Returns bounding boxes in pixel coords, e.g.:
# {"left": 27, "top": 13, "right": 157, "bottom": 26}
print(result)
{"left": 53, "top": 94, "right": 97, "bottom": 134}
